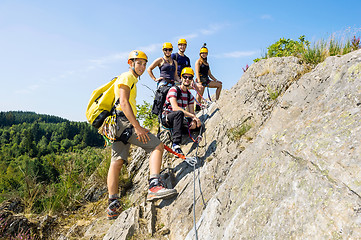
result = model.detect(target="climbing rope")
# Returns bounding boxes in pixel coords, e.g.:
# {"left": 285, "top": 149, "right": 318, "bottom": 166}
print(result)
{"left": 162, "top": 92, "right": 212, "bottom": 239}
{"left": 98, "top": 114, "right": 117, "bottom": 145}
{"left": 192, "top": 161, "right": 199, "bottom": 240}
{"left": 187, "top": 122, "right": 203, "bottom": 144}
{"left": 164, "top": 141, "right": 204, "bottom": 240}
{"left": 192, "top": 80, "right": 213, "bottom": 109}
{"left": 186, "top": 118, "right": 206, "bottom": 240}
{"left": 206, "top": 86, "right": 212, "bottom": 102}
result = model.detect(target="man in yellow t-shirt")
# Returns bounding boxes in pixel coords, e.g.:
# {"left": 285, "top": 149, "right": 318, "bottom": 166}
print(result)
{"left": 106, "top": 50, "right": 177, "bottom": 220}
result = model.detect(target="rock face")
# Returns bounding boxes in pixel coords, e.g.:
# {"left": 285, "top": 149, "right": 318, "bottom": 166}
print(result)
{"left": 104, "top": 50, "right": 361, "bottom": 239}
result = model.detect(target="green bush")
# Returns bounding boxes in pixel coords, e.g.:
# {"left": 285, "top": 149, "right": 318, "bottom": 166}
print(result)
{"left": 254, "top": 32, "right": 361, "bottom": 66}
{"left": 266, "top": 35, "right": 310, "bottom": 58}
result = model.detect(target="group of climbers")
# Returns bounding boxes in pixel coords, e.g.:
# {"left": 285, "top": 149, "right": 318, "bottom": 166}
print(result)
{"left": 148, "top": 40, "right": 222, "bottom": 153}
{"left": 105, "top": 39, "right": 222, "bottom": 220}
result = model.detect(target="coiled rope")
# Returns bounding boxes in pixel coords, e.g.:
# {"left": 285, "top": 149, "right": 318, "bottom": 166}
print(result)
{"left": 98, "top": 114, "right": 117, "bottom": 145}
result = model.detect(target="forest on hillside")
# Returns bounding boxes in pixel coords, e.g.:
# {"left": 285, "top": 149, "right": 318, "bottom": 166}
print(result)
{"left": 0, "top": 111, "right": 106, "bottom": 213}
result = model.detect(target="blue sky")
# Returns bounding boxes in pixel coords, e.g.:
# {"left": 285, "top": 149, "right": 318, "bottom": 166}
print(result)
{"left": 1, "top": 0, "right": 360, "bottom": 122}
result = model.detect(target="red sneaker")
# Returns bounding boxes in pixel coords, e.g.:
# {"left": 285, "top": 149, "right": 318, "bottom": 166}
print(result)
{"left": 106, "top": 199, "right": 122, "bottom": 220}
{"left": 147, "top": 184, "right": 177, "bottom": 201}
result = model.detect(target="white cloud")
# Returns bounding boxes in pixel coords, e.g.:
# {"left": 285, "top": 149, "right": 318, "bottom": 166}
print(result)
{"left": 215, "top": 50, "right": 260, "bottom": 58}
{"left": 200, "top": 23, "right": 228, "bottom": 35}
{"left": 175, "top": 33, "right": 198, "bottom": 41}
{"left": 89, "top": 52, "right": 128, "bottom": 68}
{"left": 14, "top": 84, "right": 40, "bottom": 94}
{"left": 260, "top": 14, "right": 273, "bottom": 20}
{"left": 173, "top": 23, "right": 227, "bottom": 43}
{"left": 137, "top": 43, "right": 162, "bottom": 54}
{"left": 88, "top": 43, "right": 161, "bottom": 69}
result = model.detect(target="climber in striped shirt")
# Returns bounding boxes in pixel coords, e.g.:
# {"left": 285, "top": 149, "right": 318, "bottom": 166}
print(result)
{"left": 160, "top": 67, "right": 201, "bottom": 155}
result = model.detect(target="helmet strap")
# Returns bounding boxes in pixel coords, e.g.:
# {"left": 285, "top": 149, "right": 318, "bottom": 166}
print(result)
{"left": 130, "top": 60, "right": 141, "bottom": 80}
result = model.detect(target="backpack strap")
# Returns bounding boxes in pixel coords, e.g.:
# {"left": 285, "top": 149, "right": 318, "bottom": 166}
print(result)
{"left": 112, "top": 83, "right": 135, "bottom": 113}
{"left": 175, "top": 86, "right": 191, "bottom": 107}
{"left": 175, "top": 86, "right": 191, "bottom": 100}
{"left": 175, "top": 85, "right": 181, "bottom": 100}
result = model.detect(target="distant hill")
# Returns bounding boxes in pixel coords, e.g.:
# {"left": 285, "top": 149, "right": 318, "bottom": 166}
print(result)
{"left": 0, "top": 111, "right": 69, "bottom": 127}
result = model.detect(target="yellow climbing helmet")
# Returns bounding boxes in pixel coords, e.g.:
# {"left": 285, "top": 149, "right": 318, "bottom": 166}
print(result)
{"left": 162, "top": 42, "right": 173, "bottom": 50}
{"left": 200, "top": 43, "right": 208, "bottom": 54}
{"left": 128, "top": 50, "right": 148, "bottom": 62}
{"left": 181, "top": 67, "right": 194, "bottom": 77}
{"left": 178, "top": 38, "right": 187, "bottom": 45}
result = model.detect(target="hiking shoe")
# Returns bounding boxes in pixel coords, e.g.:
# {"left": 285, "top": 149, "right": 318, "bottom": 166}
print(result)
{"left": 172, "top": 144, "right": 184, "bottom": 155}
{"left": 106, "top": 199, "right": 122, "bottom": 220}
{"left": 147, "top": 180, "right": 177, "bottom": 201}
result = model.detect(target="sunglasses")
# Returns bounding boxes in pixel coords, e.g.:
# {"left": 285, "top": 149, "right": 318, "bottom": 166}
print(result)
{"left": 163, "top": 48, "right": 173, "bottom": 52}
{"left": 183, "top": 75, "right": 193, "bottom": 80}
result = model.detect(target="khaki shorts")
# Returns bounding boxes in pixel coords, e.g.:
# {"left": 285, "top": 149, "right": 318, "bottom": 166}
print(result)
{"left": 111, "top": 114, "right": 161, "bottom": 163}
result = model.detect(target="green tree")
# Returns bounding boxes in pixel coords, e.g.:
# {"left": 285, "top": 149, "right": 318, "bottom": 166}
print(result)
{"left": 136, "top": 101, "right": 158, "bottom": 130}
{"left": 0, "top": 130, "right": 10, "bottom": 145}
{"left": 60, "top": 139, "right": 72, "bottom": 152}
{"left": 37, "top": 135, "right": 49, "bottom": 156}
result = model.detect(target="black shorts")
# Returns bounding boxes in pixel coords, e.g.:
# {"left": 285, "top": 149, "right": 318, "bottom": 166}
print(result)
{"left": 200, "top": 77, "right": 211, "bottom": 87}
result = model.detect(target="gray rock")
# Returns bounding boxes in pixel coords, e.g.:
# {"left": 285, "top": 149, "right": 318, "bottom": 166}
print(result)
{"left": 187, "top": 50, "right": 361, "bottom": 239}
{"left": 101, "top": 50, "right": 361, "bottom": 239}
{"left": 103, "top": 207, "right": 139, "bottom": 240}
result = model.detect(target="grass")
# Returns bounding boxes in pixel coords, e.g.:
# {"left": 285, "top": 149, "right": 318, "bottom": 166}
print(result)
{"left": 227, "top": 124, "right": 252, "bottom": 141}
{"left": 301, "top": 31, "right": 361, "bottom": 66}
{"left": 255, "top": 28, "right": 361, "bottom": 67}
{"left": 301, "top": 41, "right": 326, "bottom": 66}
{"left": 95, "top": 150, "right": 112, "bottom": 184}
{"left": 267, "top": 85, "right": 280, "bottom": 100}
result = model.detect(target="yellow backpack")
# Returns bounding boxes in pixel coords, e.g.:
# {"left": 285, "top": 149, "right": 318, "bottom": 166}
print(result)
{"left": 85, "top": 77, "right": 118, "bottom": 128}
